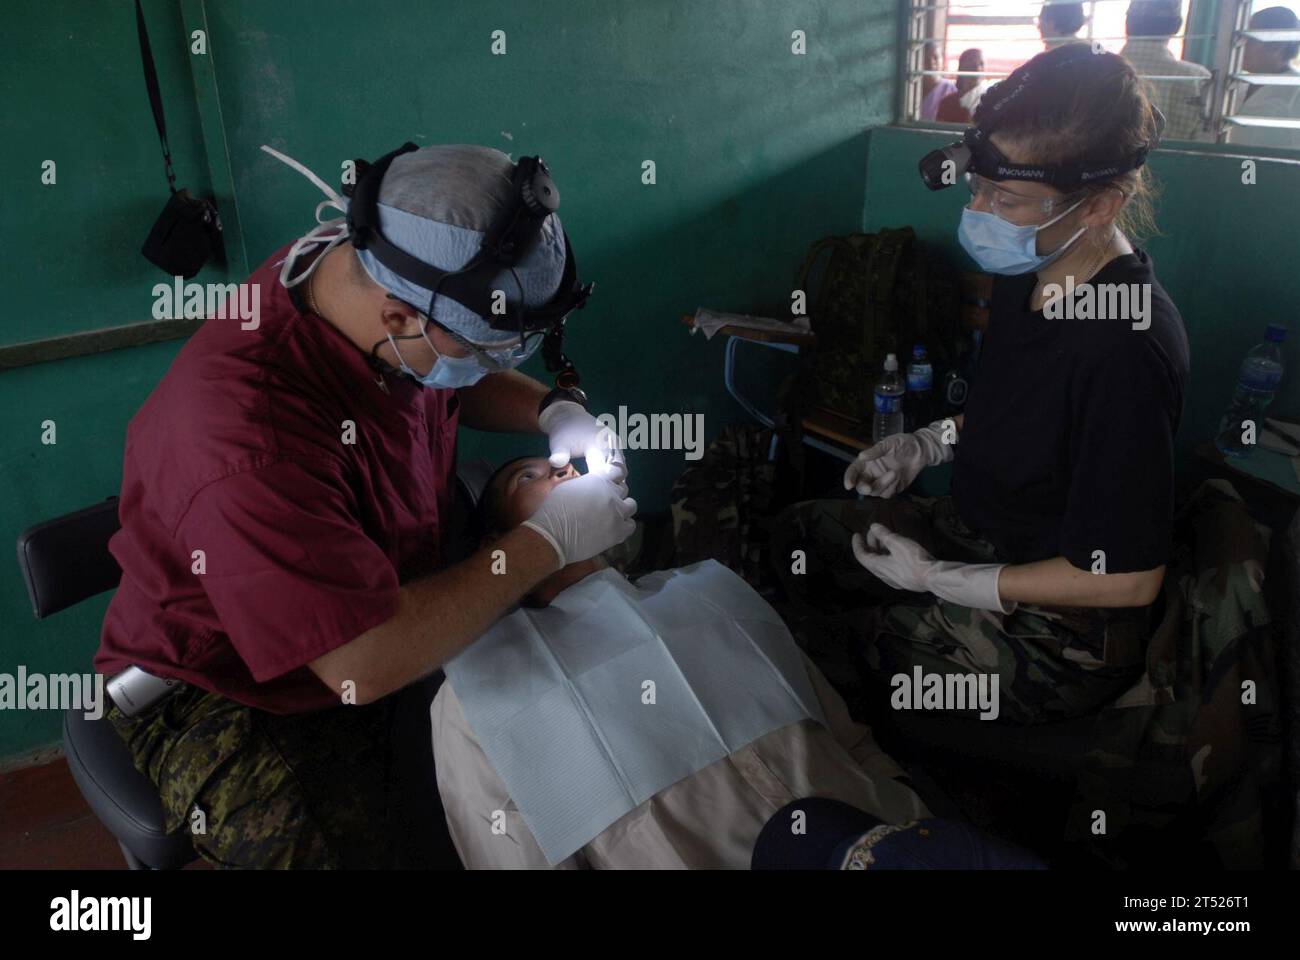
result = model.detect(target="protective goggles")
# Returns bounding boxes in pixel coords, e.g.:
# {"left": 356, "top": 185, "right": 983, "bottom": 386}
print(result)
{"left": 963, "top": 172, "right": 1087, "bottom": 224}
{"left": 383, "top": 294, "right": 544, "bottom": 374}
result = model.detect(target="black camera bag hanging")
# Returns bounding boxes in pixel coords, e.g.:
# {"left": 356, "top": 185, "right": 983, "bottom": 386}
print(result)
{"left": 135, "top": 0, "right": 223, "bottom": 279}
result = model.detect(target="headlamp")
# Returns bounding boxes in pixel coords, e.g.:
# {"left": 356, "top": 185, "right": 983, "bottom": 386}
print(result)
{"left": 916, "top": 46, "right": 1165, "bottom": 194}
{"left": 346, "top": 143, "right": 594, "bottom": 389}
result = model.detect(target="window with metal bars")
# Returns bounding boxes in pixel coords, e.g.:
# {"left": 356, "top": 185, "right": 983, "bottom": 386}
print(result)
{"left": 899, "top": 0, "right": 1300, "bottom": 150}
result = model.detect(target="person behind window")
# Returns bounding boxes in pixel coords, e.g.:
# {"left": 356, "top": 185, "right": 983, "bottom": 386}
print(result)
{"left": 1230, "top": 6, "right": 1300, "bottom": 149}
{"left": 936, "top": 48, "right": 987, "bottom": 123}
{"left": 1120, "top": 0, "right": 1212, "bottom": 140}
{"left": 1039, "top": 1, "right": 1087, "bottom": 50}
{"left": 921, "top": 41, "right": 958, "bottom": 120}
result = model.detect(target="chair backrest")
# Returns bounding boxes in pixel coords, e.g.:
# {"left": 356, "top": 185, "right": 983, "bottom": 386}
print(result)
{"left": 16, "top": 497, "right": 122, "bottom": 619}
{"left": 16, "top": 460, "right": 497, "bottom": 621}
{"left": 456, "top": 457, "right": 496, "bottom": 507}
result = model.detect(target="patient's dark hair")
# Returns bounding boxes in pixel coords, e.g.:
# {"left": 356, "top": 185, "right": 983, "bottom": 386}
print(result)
{"left": 469, "top": 455, "right": 539, "bottom": 545}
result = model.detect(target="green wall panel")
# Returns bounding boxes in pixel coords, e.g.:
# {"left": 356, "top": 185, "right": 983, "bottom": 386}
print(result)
{"left": 0, "top": 0, "right": 898, "bottom": 760}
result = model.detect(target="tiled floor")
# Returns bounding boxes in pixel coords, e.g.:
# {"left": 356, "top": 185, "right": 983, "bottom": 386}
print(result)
{"left": 0, "top": 756, "right": 207, "bottom": 869}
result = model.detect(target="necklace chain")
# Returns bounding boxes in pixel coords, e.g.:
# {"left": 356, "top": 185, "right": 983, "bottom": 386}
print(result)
{"left": 1036, "top": 228, "right": 1117, "bottom": 313}
{"left": 304, "top": 271, "right": 322, "bottom": 319}
{"left": 1079, "top": 234, "right": 1109, "bottom": 283}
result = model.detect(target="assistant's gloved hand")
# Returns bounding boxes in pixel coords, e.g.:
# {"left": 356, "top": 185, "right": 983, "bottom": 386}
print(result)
{"left": 521, "top": 470, "right": 637, "bottom": 567}
{"left": 850, "top": 523, "right": 1015, "bottom": 614}
{"left": 539, "top": 401, "right": 621, "bottom": 471}
{"left": 843, "top": 420, "right": 956, "bottom": 498}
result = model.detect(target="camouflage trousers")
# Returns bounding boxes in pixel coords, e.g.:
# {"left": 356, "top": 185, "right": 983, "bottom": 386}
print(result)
{"left": 107, "top": 684, "right": 402, "bottom": 869}
{"left": 769, "top": 496, "right": 1150, "bottom": 725}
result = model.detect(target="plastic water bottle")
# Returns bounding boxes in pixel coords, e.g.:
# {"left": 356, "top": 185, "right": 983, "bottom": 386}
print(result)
{"left": 905, "top": 344, "right": 933, "bottom": 432}
{"left": 1215, "top": 324, "right": 1286, "bottom": 459}
{"left": 872, "top": 353, "right": 905, "bottom": 443}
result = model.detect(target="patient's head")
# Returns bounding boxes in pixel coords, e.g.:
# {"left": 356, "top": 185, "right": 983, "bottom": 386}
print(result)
{"left": 473, "top": 455, "right": 581, "bottom": 543}
{"left": 473, "top": 455, "right": 600, "bottom": 606}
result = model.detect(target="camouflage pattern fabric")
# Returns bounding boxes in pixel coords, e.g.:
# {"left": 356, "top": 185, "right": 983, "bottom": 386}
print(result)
{"left": 1065, "top": 480, "right": 1283, "bottom": 868}
{"left": 769, "top": 495, "right": 1148, "bottom": 725}
{"left": 108, "top": 684, "right": 401, "bottom": 869}
{"left": 793, "top": 228, "right": 962, "bottom": 421}
{"left": 670, "top": 422, "right": 777, "bottom": 591}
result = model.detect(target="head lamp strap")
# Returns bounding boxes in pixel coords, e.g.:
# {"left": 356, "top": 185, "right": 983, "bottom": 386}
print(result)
{"left": 968, "top": 122, "right": 1159, "bottom": 191}
{"left": 345, "top": 143, "right": 595, "bottom": 386}
{"left": 959, "top": 47, "right": 1164, "bottom": 192}
{"left": 972, "top": 150, "right": 1150, "bottom": 191}
{"left": 344, "top": 142, "right": 418, "bottom": 237}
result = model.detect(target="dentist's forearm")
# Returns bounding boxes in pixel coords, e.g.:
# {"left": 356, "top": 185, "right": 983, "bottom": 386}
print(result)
{"left": 308, "top": 525, "right": 561, "bottom": 703}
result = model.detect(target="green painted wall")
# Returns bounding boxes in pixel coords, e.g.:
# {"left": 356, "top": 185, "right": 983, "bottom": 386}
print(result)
{"left": 199, "top": 0, "right": 897, "bottom": 485}
{"left": 3, "top": 2, "right": 1296, "bottom": 763}
{"left": 862, "top": 127, "right": 1300, "bottom": 464}
{"left": 0, "top": 0, "right": 231, "bottom": 345}
{"left": 1, "top": 0, "right": 215, "bottom": 761}
{"left": 0, "top": 0, "right": 898, "bottom": 760}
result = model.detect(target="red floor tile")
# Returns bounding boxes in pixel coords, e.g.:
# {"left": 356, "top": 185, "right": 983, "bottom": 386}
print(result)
{"left": 0, "top": 756, "right": 208, "bottom": 869}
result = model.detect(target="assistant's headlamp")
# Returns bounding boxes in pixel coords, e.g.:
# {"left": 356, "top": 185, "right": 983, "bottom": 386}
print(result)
{"left": 917, "top": 45, "right": 1165, "bottom": 194}
{"left": 345, "top": 142, "right": 594, "bottom": 389}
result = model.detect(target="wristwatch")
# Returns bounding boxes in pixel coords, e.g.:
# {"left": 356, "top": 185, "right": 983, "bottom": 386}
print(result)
{"left": 538, "top": 385, "right": 588, "bottom": 416}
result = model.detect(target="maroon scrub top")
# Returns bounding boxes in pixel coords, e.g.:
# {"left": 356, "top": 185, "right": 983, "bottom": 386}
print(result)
{"left": 95, "top": 243, "right": 460, "bottom": 713}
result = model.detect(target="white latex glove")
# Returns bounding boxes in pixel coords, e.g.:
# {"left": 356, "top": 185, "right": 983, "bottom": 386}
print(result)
{"left": 844, "top": 419, "right": 956, "bottom": 498}
{"left": 521, "top": 470, "right": 637, "bottom": 567}
{"left": 850, "top": 523, "right": 1014, "bottom": 614}
{"left": 539, "top": 401, "right": 621, "bottom": 472}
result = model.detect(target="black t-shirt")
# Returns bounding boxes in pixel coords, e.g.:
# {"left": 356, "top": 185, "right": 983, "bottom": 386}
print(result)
{"left": 951, "top": 250, "right": 1190, "bottom": 573}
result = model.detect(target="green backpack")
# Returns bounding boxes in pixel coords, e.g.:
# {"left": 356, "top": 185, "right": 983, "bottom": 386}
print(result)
{"left": 793, "top": 226, "right": 963, "bottom": 422}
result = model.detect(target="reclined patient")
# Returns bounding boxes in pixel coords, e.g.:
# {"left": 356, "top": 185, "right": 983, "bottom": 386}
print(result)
{"left": 430, "top": 457, "right": 929, "bottom": 869}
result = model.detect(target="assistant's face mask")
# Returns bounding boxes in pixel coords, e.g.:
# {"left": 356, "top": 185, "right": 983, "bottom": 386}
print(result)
{"left": 387, "top": 325, "right": 490, "bottom": 389}
{"left": 957, "top": 198, "right": 1086, "bottom": 275}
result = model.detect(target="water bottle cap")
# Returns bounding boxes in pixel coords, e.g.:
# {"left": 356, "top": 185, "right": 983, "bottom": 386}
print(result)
{"left": 1265, "top": 324, "right": 1287, "bottom": 343}
{"left": 912, "top": 344, "right": 927, "bottom": 359}
{"left": 884, "top": 353, "right": 899, "bottom": 372}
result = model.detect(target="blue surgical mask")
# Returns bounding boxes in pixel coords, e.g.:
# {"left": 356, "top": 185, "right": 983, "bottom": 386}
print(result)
{"left": 387, "top": 329, "right": 489, "bottom": 389}
{"left": 957, "top": 200, "right": 1085, "bottom": 275}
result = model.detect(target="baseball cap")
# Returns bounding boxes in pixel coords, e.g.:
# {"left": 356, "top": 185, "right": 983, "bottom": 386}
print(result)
{"left": 751, "top": 797, "right": 1047, "bottom": 870}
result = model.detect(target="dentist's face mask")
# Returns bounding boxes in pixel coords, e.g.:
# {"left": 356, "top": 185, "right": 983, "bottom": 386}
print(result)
{"left": 386, "top": 319, "right": 491, "bottom": 389}
{"left": 381, "top": 292, "right": 543, "bottom": 389}
{"left": 957, "top": 174, "right": 1087, "bottom": 275}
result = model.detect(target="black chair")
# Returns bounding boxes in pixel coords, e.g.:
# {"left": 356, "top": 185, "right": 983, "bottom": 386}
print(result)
{"left": 15, "top": 458, "right": 497, "bottom": 870}
{"left": 16, "top": 496, "right": 195, "bottom": 869}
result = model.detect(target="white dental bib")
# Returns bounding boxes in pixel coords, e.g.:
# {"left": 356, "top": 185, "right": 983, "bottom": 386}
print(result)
{"left": 443, "top": 560, "right": 824, "bottom": 864}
